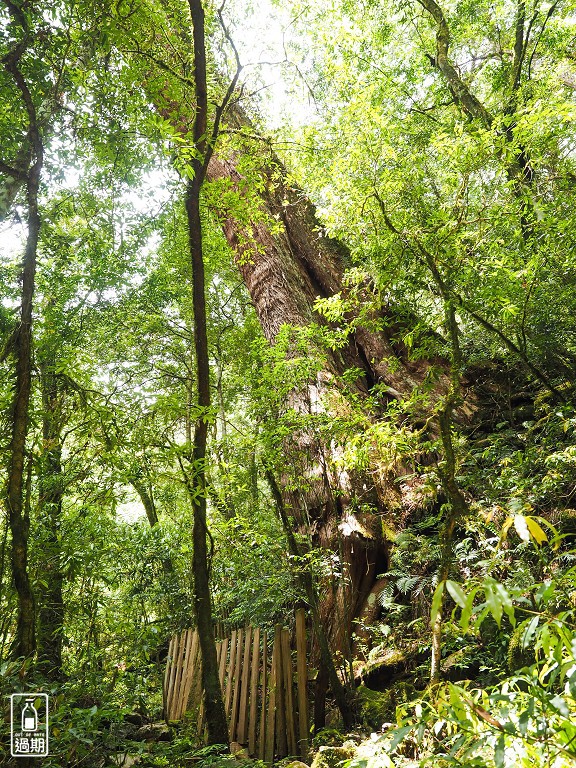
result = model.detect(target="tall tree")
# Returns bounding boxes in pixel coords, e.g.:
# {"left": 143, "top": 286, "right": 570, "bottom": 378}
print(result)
{"left": 183, "top": 0, "right": 241, "bottom": 744}
{"left": 2, "top": 0, "right": 44, "bottom": 659}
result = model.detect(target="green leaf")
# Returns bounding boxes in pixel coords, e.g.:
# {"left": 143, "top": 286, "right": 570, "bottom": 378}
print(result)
{"left": 500, "top": 516, "right": 514, "bottom": 542}
{"left": 485, "top": 583, "right": 503, "bottom": 628}
{"left": 388, "top": 724, "right": 413, "bottom": 752}
{"left": 494, "top": 583, "right": 515, "bottom": 627}
{"left": 494, "top": 733, "right": 505, "bottom": 768}
{"left": 521, "top": 615, "right": 540, "bottom": 649}
{"left": 460, "top": 587, "right": 479, "bottom": 632}
{"left": 550, "top": 695, "right": 570, "bottom": 717}
{"left": 525, "top": 517, "right": 548, "bottom": 545}
{"left": 446, "top": 580, "right": 467, "bottom": 609}
{"left": 518, "top": 707, "right": 530, "bottom": 736}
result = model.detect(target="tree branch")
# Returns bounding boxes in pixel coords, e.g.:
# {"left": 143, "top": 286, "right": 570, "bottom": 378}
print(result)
{"left": 416, "top": 0, "right": 493, "bottom": 127}
{"left": 0, "top": 160, "right": 28, "bottom": 180}
{"left": 527, "top": 1, "right": 559, "bottom": 80}
{"left": 200, "top": 4, "right": 243, "bottom": 176}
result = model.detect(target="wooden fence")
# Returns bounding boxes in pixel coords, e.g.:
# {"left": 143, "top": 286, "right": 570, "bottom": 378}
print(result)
{"left": 164, "top": 609, "right": 309, "bottom": 761}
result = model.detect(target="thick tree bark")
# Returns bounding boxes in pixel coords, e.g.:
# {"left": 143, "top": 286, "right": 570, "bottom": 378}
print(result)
{"left": 205, "top": 146, "right": 436, "bottom": 656}
{"left": 142, "top": 4, "right": 470, "bottom": 677}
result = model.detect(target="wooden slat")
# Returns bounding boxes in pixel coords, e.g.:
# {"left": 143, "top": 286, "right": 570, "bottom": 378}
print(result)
{"left": 174, "top": 629, "right": 190, "bottom": 720}
{"left": 176, "top": 629, "right": 195, "bottom": 719}
{"left": 189, "top": 636, "right": 203, "bottom": 723}
{"left": 258, "top": 632, "right": 268, "bottom": 761}
{"left": 218, "top": 636, "right": 229, "bottom": 689}
{"left": 281, "top": 628, "right": 297, "bottom": 756}
{"left": 274, "top": 626, "right": 287, "bottom": 758}
{"left": 264, "top": 631, "right": 276, "bottom": 764}
{"left": 225, "top": 629, "right": 238, "bottom": 719}
{"left": 166, "top": 632, "right": 182, "bottom": 721}
{"left": 237, "top": 626, "right": 252, "bottom": 744}
{"left": 175, "top": 631, "right": 189, "bottom": 719}
{"left": 196, "top": 639, "right": 205, "bottom": 736}
{"left": 248, "top": 627, "right": 260, "bottom": 755}
{"left": 295, "top": 609, "right": 309, "bottom": 759}
{"left": 168, "top": 634, "right": 180, "bottom": 720}
{"left": 163, "top": 635, "right": 175, "bottom": 718}
{"left": 230, "top": 628, "right": 244, "bottom": 741}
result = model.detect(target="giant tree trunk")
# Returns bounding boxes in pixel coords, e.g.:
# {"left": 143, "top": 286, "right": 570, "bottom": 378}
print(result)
{"left": 140, "top": 4, "right": 473, "bottom": 680}
{"left": 206, "top": 144, "right": 438, "bottom": 656}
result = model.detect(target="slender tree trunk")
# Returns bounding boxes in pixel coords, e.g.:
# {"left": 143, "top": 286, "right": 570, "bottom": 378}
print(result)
{"left": 37, "top": 364, "right": 65, "bottom": 678}
{"left": 3, "top": 39, "right": 43, "bottom": 660}
{"left": 429, "top": 301, "right": 469, "bottom": 684}
{"left": 186, "top": 0, "right": 228, "bottom": 745}
{"left": 187, "top": 179, "right": 228, "bottom": 744}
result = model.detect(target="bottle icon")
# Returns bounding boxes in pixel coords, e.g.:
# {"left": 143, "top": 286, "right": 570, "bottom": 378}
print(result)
{"left": 21, "top": 699, "right": 37, "bottom": 731}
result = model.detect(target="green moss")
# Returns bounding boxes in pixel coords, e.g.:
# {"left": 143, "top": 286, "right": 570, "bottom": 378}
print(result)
{"left": 357, "top": 683, "right": 415, "bottom": 729}
{"left": 381, "top": 520, "right": 398, "bottom": 542}
{"left": 364, "top": 648, "right": 406, "bottom": 672}
{"left": 310, "top": 729, "right": 347, "bottom": 750}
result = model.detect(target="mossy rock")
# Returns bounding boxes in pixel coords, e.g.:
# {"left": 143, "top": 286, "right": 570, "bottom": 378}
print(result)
{"left": 360, "top": 647, "right": 417, "bottom": 691}
{"left": 357, "top": 683, "right": 415, "bottom": 729}
{"left": 310, "top": 745, "right": 355, "bottom": 768}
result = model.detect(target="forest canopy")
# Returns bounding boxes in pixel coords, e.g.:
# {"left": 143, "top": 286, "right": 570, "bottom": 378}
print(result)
{"left": 1, "top": 0, "right": 576, "bottom": 765}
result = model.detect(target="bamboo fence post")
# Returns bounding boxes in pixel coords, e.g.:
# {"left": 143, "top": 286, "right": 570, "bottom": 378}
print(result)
{"left": 230, "top": 628, "right": 244, "bottom": 741}
{"left": 218, "top": 636, "right": 229, "bottom": 689}
{"left": 264, "top": 631, "right": 276, "bottom": 763}
{"left": 166, "top": 632, "right": 182, "bottom": 721}
{"left": 274, "top": 625, "right": 287, "bottom": 758}
{"left": 180, "top": 629, "right": 197, "bottom": 719}
{"left": 281, "top": 628, "right": 297, "bottom": 756}
{"left": 176, "top": 630, "right": 190, "bottom": 719}
{"left": 163, "top": 635, "right": 175, "bottom": 719}
{"left": 258, "top": 632, "right": 268, "bottom": 761}
{"left": 225, "top": 629, "right": 238, "bottom": 719}
{"left": 295, "top": 609, "right": 309, "bottom": 759}
{"left": 248, "top": 627, "right": 260, "bottom": 755}
{"left": 237, "top": 626, "right": 252, "bottom": 744}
